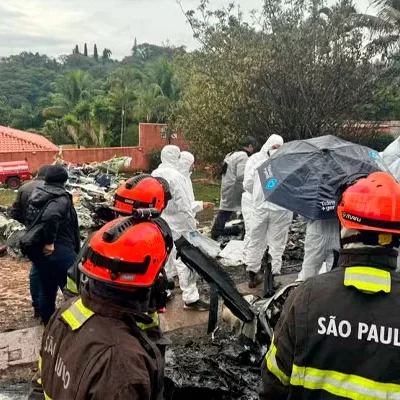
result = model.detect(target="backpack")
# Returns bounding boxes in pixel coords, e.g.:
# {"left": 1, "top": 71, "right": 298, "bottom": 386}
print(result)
{"left": 20, "top": 196, "right": 66, "bottom": 261}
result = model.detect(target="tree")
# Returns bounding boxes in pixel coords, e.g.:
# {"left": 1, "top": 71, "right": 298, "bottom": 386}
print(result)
{"left": 43, "top": 70, "right": 93, "bottom": 118}
{"left": 102, "top": 48, "right": 112, "bottom": 62}
{"left": 132, "top": 37, "right": 138, "bottom": 54}
{"left": 73, "top": 45, "right": 80, "bottom": 55}
{"left": 108, "top": 68, "right": 140, "bottom": 146}
{"left": 176, "top": 0, "right": 383, "bottom": 164}
{"left": 84, "top": 43, "right": 88, "bottom": 57}
{"left": 94, "top": 44, "right": 99, "bottom": 61}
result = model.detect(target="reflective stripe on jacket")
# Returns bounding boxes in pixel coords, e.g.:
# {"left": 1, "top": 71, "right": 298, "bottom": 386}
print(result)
{"left": 29, "top": 293, "right": 164, "bottom": 400}
{"left": 260, "top": 247, "right": 400, "bottom": 400}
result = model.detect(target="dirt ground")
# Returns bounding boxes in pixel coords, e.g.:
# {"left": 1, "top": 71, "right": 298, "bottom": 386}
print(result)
{"left": 0, "top": 257, "right": 38, "bottom": 333}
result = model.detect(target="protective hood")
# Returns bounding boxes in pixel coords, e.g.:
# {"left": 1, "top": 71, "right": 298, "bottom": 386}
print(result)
{"left": 160, "top": 145, "right": 180, "bottom": 168}
{"left": 178, "top": 151, "right": 195, "bottom": 177}
{"left": 260, "top": 134, "right": 284, "bottom": 156}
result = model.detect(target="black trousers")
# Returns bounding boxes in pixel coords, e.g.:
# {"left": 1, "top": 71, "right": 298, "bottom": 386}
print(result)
{"left": 211, "top": 210, "right": 241, "bottom": 239}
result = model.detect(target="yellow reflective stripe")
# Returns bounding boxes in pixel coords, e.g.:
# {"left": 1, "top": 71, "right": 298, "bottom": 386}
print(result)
{"left": 61, "top": 298, "right": 94, "bottom": 331}
{"left": 137, "top": 312, "right": 160, "bottom": 330}
{"left": 37, "top": 355, "right": 43, "bottom": 384}
{"left": 265, "top": 339, "right": 290, "bottom": 386}
{"left": 344, "top": 267, "right": 391, "bottom": 293}
{"left": 44, "top": 391, "right": 52, "bottom": 400}
{"left": 291, "top": 364, "right": 400, "bottom": 399}
{"left": 66, "top": 276, "right": 78, "bottom": 294}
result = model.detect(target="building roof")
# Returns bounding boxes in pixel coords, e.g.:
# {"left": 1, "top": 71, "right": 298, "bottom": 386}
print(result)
{"left": 0, "top": 126, "right": 58, "bottom": 152}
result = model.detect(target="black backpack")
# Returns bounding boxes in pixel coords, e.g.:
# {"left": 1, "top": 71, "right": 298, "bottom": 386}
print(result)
{"left": 20, "top": 196, "right": 66, "bottom": 261}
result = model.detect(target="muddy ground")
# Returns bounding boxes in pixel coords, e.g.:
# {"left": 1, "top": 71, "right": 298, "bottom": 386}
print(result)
{"left": 0, "top": 258, "right": 37, "bottom": 333}
{"left": 0, "top": 254, "right": 299, "bottom": 399}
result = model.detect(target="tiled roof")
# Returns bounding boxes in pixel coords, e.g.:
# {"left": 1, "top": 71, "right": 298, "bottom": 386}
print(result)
{"left": 0, "top": 126, "right": 58, "bottom": 152}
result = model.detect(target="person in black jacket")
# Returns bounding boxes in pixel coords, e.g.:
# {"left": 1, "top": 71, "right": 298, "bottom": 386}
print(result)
{"left": 30, "top": 165, "right": 80, "bottom": 323}
{"left": 10, "top": 165, "right": 50, "bottom": 318}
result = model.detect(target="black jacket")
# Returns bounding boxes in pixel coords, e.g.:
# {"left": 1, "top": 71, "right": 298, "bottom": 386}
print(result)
{"left": 260, "top": 247, "right": 400, "bottom": 399}
{"left": 9, "top": 179, "right": 44, "bottom": 226}
{"left": 29, "top": 183, "right": 80, "bottom": 253}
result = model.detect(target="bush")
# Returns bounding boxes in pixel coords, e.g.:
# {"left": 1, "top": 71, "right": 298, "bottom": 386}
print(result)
{"left": 339, "top": 130, "right": 395, "bottom": 152}
{"left": 147, "top": 148, "right": 161, "bottom": 172}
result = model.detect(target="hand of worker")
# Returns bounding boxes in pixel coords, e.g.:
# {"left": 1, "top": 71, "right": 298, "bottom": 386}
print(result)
{"left": 203, "top": 202, "right": 215, "bottom": 209}
{"left": 43, "top": 243, "right": 55, "bottom": 255}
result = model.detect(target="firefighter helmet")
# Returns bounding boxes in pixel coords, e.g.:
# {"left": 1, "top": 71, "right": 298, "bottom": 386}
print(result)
{"left": 112, "top": 174, "right": 171, "bottom": 215}
{"left": 337, "top": 172, "right": 400, "bottom": 235}
{"left": 79, "top": 216, "right": 173, "bottom": 287}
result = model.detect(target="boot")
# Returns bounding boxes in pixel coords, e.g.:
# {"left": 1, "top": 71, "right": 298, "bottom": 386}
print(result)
{"left": 248, "top": 271, "right": 263, "bottom": 289}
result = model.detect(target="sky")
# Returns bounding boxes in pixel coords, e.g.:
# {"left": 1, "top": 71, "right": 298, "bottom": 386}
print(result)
{"left": 0, "top": 0, "right": 375, "bottom": 59}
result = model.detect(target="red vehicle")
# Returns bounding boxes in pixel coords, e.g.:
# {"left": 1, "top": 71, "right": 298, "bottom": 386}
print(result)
{"left": 0, "top": 161, "right": 32, "bottom": 189}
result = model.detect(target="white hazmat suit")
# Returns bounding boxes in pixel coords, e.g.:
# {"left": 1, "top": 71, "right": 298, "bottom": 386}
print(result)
{"left": 152, "top": 145, "right": 200, "bottom": 305}
{"left": 242, "top": 135, "right": 284, "bottom": 263}
{"left": 178, "top": 151, "right": 204, "bottom": 215}
{"left": 297, "top": 218, "right": 340, "bottom": 280}
{"left": 244, "top": 135, "right": 293, "bottom": 275}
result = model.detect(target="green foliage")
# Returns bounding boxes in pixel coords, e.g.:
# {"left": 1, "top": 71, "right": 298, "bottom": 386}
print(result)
{"left": 176, "top": 0, "right": 388, "bottom": 164}
{"left": 147, "top": 148, "right": 162, "bottom": 172}
{"left": 339, "top": 130, "right": 395, "bottom": 151}
{"left": 94, "top": 44, "right": 99, "bottom": 61}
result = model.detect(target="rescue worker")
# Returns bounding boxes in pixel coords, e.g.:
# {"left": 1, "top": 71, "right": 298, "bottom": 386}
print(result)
{"left": 242, "top": 135, "right": 283, "bottom": 264}
{"left": 177, "top": 151, "right": 215, "bottom": 217}
{"left": 29, "top": 215, "right": 173, "bottom": 400}
{"left": 152, "top": 145, "right": 209, "bottom": 311}
{"left": 64, "top": 174, "right": 171, "bottom": 301}
{"left": 244, "top": 136, "right": 293, "bottom": 288}
{"left": 211, "top": 136, "right": 257, "bottom": 240}
{"left": 297, "top": 218, "right": 340, "bottom": 281}
{"left": 9, "top": 164, "right": 50, "bottom": 318}
{"left": 29, "top": 165, "right": 80, "bottom": 324}
{"left": 261, "top": 171, "right": 400, "bottom": 399}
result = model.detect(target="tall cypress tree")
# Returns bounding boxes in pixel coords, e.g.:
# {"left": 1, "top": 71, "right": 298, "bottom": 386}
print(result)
{"left": 132, "top": 37, "right": 138, "bottom": 54}
{"left": 93, "top": 44, "right": 99, "bottom": 61}
{"left": 73, "top": 44, "right": 80, "bottom": 54}
{"left": 84, "top": 43, "right": 88, "bottom": 57}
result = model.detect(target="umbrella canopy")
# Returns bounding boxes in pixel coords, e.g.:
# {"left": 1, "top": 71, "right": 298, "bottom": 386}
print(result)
{"left": 257, "top": 135, "right": 389, "bottom": 220}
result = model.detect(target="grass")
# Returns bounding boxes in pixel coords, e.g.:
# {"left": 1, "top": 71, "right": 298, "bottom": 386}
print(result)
{"left": 0, "top": 189, "right": 16, "bottom": 206}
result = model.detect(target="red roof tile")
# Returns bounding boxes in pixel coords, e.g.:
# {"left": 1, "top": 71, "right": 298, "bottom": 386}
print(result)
{"left": 0, "top": 126, "right": 58, "bottom": 152}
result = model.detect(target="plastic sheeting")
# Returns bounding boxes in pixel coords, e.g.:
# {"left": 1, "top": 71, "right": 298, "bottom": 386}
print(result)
{"left": 187, "top": 232, "right": 221, "bottom": 258}
{"left": 218, "top": 240, "right": 245, "bottom": 267}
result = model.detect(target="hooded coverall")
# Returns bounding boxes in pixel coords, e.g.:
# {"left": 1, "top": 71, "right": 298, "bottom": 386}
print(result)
{"left": 178, "top": 151, "right": 204, "bottom": 215}
{"left": 244, "top": 135, "right": 293, "bottom": 275}
{"left": 211, "top": 149, "right": 250, "bottom": 238}
{"left": 152, "top": 146, "right": 199, "bottom": 305}
{"left": 242, "top": 135, "right": 284, "bottom": 263}
{"left": 297, "top": 218, "right": 340, "bottom": 280}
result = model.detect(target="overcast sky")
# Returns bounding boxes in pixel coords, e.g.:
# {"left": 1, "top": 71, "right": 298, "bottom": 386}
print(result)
{"left": 0, "top": 0, "right": 375, "bottom": 59}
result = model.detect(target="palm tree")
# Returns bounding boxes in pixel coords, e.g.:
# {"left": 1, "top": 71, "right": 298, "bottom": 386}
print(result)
{"left": 43, "top": 70, "right": 92, "bottom": 118}
{"left": 108, "top": 68, "right": 141, "bottom": 146}
{"left": 356, "top": 0, "right": 400, "bottom": 53}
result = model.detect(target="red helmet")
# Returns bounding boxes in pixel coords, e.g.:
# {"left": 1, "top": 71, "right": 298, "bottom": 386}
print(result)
{"left": 337, "top": 172, "right": 400, "bottom": 235}
{"left": 112, "top": 174, "right": 171, "bottom": 215}
{"left": 79, "top": 216, "right": 173, "bottom": 287}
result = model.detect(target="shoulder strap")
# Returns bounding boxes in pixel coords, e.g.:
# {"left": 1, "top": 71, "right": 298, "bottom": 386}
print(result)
{"left": 26, "top": 199, "right": 53, "bottom": 230}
